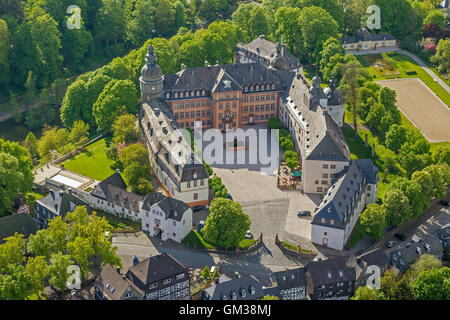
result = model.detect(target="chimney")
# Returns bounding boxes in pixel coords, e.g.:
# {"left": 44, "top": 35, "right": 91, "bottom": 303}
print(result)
{"left": 59, "top": 190, "right": 64, "bottom": 197}
{"left": 193, "top": 171, "right": 198, "bottom": 179}
{"left": 116, "top": 267, "right": 121, "bottom": 274}
{"left": 181, "top": 63, "right": 185, "bottom": 70}
{"left": 205, "top": 61, "right": 209, "bottom": 67}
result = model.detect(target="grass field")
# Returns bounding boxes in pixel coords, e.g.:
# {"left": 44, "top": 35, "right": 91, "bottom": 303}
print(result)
{"left": 355, "top": 52, "right": 450, "bottom": 106}
{"left": 60, "top": 138, "right": 115, "bottom": 181}
{"left": 361, "top": 54, "right": 400, "bottom": 76}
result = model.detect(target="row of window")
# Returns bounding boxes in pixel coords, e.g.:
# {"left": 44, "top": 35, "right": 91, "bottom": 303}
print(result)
{"left": 175, "top": 110, "right": 211, "bottom": 119}
{"left": 244, "top": 94, "right": 276, "bottom": 102}
{"left": 186, "top": 179, "right": 205, "bottom": 188}
{"left": 179, "top": 121, "right": 211, "bottom": 128}
{"left": 173, "top": 100, "right": 211, "bottom": 109}
{"left": 242, "top": 114, "right": 275, "bottom": 122}
{"left": 242, "top": 104, "right": 276, "bottom": 113}
{"left": 243, "top": 83, "right": 276, "bottom": 92}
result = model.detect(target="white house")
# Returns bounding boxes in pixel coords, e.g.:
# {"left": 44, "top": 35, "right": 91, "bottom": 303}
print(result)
{"left": 90, "top": 171, "right": 142, "bottom": 221}
{"left": 140, "top": 192, "right": 193, "bottom": 243}
{"left": 311, "top": 159, "right": 379, "bottom": 250}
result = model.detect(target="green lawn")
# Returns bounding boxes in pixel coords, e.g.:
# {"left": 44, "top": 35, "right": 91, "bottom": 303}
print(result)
{"left": 279, "top": 240, "right": 316, "bottom": 254}
{"left": 354, "top": 52, "right": 450, "bottom": 106}
{"left": 60, "top": 138, "right": 115, "bottom": 181}
{"left": 182, "top": 230, "right": 257, "bottom": 250}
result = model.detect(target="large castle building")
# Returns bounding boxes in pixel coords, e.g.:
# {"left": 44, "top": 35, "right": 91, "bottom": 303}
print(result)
{"left": 139, "top": 38, "right": 379, "bottom": 250}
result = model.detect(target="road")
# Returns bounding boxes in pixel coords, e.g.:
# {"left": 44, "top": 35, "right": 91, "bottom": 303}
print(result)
{"left": 398, "top": 49, "right": 450, "bottom": 95}
{"left": 112, "top": 231, "right": 308, "bottom": 282}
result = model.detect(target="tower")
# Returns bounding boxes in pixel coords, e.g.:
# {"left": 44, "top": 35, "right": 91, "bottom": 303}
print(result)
{"left": 140, "top": 45, "right": 164, "bottom": 103}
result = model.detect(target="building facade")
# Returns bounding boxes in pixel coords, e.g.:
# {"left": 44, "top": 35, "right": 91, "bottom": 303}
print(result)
{"left": 140, "top": 192, "right": 193, "bottom": 243}
{"left": 90, "top": 171, "right": 142, "bottom": 221}
{"left": 311, "top": 159, "right": 379, "bottom": 250}
{"left": 279, "top": 74, "right": 349, "bottom": 195}
{"left": 125, "top": 253, "right": 190, "bottom": 300}
{"left": 341, "top": 27, "right": 397, "bottom": 53}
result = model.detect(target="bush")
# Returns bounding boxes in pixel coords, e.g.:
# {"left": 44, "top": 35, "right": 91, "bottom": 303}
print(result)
{"left": 268, "top": 117, "right": 282, "bottom": 130}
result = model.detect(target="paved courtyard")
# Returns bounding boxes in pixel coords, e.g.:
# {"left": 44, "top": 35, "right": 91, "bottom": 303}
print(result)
{"left": 206, "top": 124, "right": 323, "bottom": 252}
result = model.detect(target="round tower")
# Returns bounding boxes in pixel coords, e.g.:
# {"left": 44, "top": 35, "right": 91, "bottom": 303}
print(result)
{"left": 140, "top": 45, "right": 164, "bottom": 103}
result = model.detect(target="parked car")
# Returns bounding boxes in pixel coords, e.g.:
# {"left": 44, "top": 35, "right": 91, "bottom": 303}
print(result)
{"left": 192, "top": 206, "right": 204, "bottom": 212}
{"left": 197, "top": 221, "right": 205, "bottom": 232}
{"left": 439, "top": 200, "right": 449, "bottom": 206}
{"left": 245, "top": 230, "right": 253, "bottom": 239}
{"left": 297, "top": 211, "right": 312, "bottom": 217}
{"left": 386, "top": 240, "right": 397, "bottom": 248}
{"left": 394, "top": 233, "right": 407, "bottom": 241}
{"left": 227, "top": 193, "right": 233, "bottom": 201}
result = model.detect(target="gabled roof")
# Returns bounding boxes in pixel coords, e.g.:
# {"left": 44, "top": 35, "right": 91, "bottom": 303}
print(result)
{"left": 141, "top": 192, "right": 191, "bottom": 222}
{"left": 313, "top": 159, "right": 378, "bottom": 228}
{"left": 212, "top": 68, "right": 242, "bottom": 93}
{"left": 341, "top": 28, "right": 395, "bottom": 44}
{"left": 358, "top": 248, "right": 389, "bottom": 267}
{"left": 163, "top": 63, "right": 285, "bottom": 93}
{"left": 235, "top": 35, "right": 302, "bottom": 70}
{"left": 203, "top": 274, "right": 265, "bottom": 300}
{"left": 0, "top": 213, "right": 39, "bottom": 243}
{"left": 37, "top": 190, "right": 89, "bottom": 217}
{"left": 273, "top": 267, "right": 307, "bottom": 290}
{"left": 92, "top": 171, "right": 142, "bottom": 212}
{"left": 98, "top": 171, "right": 127, "bottom": 192}
{"left": 126, "top": 253, "right": 188, "bottom": 289}
{"left": 306, "top": 256, "right": 355, "bottom": 285}
{"left": 95, "top": 265, "right": 143, "bottom": 300}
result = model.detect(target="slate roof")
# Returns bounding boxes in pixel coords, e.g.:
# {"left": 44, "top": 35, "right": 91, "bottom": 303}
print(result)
{"left": 390, "top": 235, "right": 444, "bottom": 272}
{"left": 358, "top": 248, "right": 389, "bottom": 267}
{"left": 203, "top": 274, "right": 265, "bottom": 300}
{"left": 324, "top": 75, "right": 345, "bottom": 106}
{"left": 273, "top": 267, "right": 307, "bottom": 290}
{"left": 141, "top": 192, "right": 191, "bottom": 222}
{"left": 92, "top": 172, "right": 142, "bottom": 212}
{"left": 306, "top": 256, "right": 356, "bottom": 285}
{"left": 37, "top": 190, "right": 89, "bottom": 217}
{"left": 286, "top": 74, "right": 350, "bottom": 162}
{"left": 0, "top": 213, "right": 39, "bottom": 243}
{"left": 437, "top": 224, "right": 450, "bottom": 242}
{"left": 312, "top": 160, "right": 378, "bottom": 229}
{"left": 163, "top": 63, "right": 285, "bottom": 93}
{"left": 235, "top": 35, "right": 302, "bottom": 70}
{"left": 341, "top": 28, "right": 396, "bottom": 44}
{"left": 98, "top": 171, "right": 127, "bottom": 192}
{"left": 95, "top": 265, "right": 143, "bottom": 300}
{"left": 126, "top": 253, "right": 188, "bottom": 289}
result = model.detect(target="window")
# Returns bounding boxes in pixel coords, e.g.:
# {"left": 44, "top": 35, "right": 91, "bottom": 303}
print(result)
{"left": 194, "top": 193, "right": 198, "bottom": 200}
{"left": 173, "top": 221, "right": 176, "bottom": 226}
{"left": 321, "top": 218, "right": 326, "bottom": 223}
{"left": 176, "top": 273, "right": 185, "bottom": 280}
{"left": 162, "top": 278, "right": 171, "bottom": 285}
{"left": 317, "top": 187, "right": 323, "bottom": 192}
{"left": 315, "top": 180, "right": 319, "bottom": 185}
{"left": 321, "top": 180, "right": 327, "bottom": 185}
{"left": 149, "top": 282, "right": 158, "bottom": 289}
{"left": 187, "top": 182, "right": 191, "bottom": 188}
{"left": 330, "top": 164, "right": 336, "bottom": 169}
{"left": 194, "top": 180, "right": 198, "bottom": 187}
{"left": 200, "top": 179, "right": 204, "bottom": 186}
{"left": 323, "top": 164, "right": 328, "bottom": 169}
{"left": 322, "top": 173, "right": 328, "bottom": 178}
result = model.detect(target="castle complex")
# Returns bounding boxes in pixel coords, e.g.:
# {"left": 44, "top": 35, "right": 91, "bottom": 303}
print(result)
{"left": 139, "top": 36, "right": 379, "bottom": 250}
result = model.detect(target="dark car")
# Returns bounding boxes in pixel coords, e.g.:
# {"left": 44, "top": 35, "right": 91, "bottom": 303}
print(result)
{"left": 439, "top": 200, "right": 449, "bottom": 206}
{"left": 227, "top": 193, "right": 233, "bottom": 201}
{"left": 297, "top": 211, "right": 312, "bottom": 217}
{"left": 394, "top": 233, "right": 407, "bottom": 241}
{"left": 197, "top": 220, "right": 205, "bottom": 233}
{"left": 192, "top": 206, "right": 204, "bottom": 212}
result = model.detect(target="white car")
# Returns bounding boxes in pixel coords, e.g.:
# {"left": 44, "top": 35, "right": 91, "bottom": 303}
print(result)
{"left": 245, "top": 230, "right": 253, "bottom": 239}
